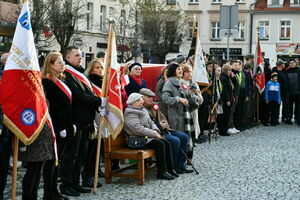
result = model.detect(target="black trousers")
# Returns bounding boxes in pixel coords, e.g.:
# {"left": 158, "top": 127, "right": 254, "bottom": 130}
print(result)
{"left": 0, "top": 133, "right": 12, "bottom": 200}
{"left": 288, "top": 94, "right": 300, "bottom": 122}
{"left": 281, "top": 93, "right": 290, "bottom": 121}
{"left": 234, "top": 88, "right": 246, "bottom": 129}
{"left": 144, "top": 139, "right": 174, "bottom": 174}
{"left": 217, "top": 105, "right": 231, "bottom": 134}
{"left": 60, "top": 128, "right": 90, "bottom": 189}
{"left": 266, "top": 101, "right": 280, "bottom": 124}
{"left": 22, "top": 162, "right": 44, "bottom": 199}
{"left": 198, "top": 92, "right": 210, "bottom": 133}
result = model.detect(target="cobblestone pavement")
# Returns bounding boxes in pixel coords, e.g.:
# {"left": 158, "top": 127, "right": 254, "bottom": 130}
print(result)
{"left": 4, "top": 124, "right": 300, "bottom": 200}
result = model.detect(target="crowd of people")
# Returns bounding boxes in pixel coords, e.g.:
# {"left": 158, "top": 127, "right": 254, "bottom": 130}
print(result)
{"left": 0, "top": 46, "right": 299, "bottom": 200}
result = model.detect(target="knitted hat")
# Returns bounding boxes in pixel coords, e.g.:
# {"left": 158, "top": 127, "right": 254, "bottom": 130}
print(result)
{"left": 128, "top": 62, "right": 142, "bottom": 72}
{"left": 271, "top": 72, "right": 278, "bottom": 79}
{"left": 126, "top": 93, "right": 143, "bottom": 105}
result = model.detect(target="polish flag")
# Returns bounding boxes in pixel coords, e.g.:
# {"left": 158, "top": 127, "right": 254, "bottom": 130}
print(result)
{"left": 0, "top": 3, "right": 48, "bottom": 145}
{"left": 102, "top": 27, "right": 124, "bottom": 139}
{"left": 253, "top": 37, "right": 265, "bottom": 94}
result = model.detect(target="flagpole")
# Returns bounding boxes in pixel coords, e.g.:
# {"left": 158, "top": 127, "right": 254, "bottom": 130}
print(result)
{"left": 93, "top": 20, "right": 114, "bottom": 194}
{"left": 11, "top": 136, "right": 19, "bottom": 200}
{"left": 256, "top": 26, "right": 260, "bottom": 125}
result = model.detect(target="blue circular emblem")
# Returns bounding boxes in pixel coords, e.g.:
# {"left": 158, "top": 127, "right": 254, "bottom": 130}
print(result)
{"left": 21, "top": 109, "right": 36, "bottom": 126}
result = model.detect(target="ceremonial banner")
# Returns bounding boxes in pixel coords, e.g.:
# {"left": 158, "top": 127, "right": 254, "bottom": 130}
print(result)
{"left": 0, "top": 3, "right": 48, "bottom": 145}
{"left": 253, "top": 37, "right": 265, "bottom": 94}
{"left": 187, "top": 28, "right": 209, "bottom": 85}
{"left": 103, "top": 29, "right": 124, "bottom": 139}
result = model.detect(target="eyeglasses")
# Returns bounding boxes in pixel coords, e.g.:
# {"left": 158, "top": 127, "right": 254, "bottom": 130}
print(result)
{"left": 55, "top": 61, "right": 65, "bottom": 65}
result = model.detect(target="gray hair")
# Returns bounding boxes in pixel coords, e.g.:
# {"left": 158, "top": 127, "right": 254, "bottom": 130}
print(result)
{"left": 0, "top": 53, "right": 9, "bottom": 65}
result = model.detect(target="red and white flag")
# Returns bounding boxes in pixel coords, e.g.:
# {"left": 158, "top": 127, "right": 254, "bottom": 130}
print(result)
{"left": 102, "top": 28, "right": 124, "bottom": 139}
{"left": 253, "top": 37, "right": 265, "bottom": 94}
{"left": 0, "top": 3, "right": 48, "bottom": 145}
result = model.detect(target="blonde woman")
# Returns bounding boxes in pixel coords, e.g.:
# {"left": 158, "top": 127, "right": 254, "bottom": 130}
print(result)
{"left": 42, "top": 51, "right": 75, "bottom": 198}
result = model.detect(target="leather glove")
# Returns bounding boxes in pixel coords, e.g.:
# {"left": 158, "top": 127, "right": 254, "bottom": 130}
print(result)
{"left": 60, "top": 129, "right": 67, "bottom": 138}
{"left": 101, "top": 97, "right": 107, "bottom": 108}
{"left": 19, "top": 146, "right": 26, "bottom": 152}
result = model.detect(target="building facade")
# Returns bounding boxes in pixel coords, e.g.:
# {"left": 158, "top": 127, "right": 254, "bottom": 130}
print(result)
{"left": 253, "top": 0, "right": 300, "bottom": 66}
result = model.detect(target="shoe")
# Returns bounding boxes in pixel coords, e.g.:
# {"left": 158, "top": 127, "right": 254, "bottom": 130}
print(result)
{"left": 232, "top": 127, "right": 240, "bottom": 133}
{"left": 263, "top": 123, "right": 269, "bottom": 126}
{"left": 82, "top": 178, "right": 102, "bottom": 188}
{"left": 219, "top": 132, "right": 230, "bottom": 136}
{"left": 53, "top": 189, "right": 69, "bottom": 200}
{"left": 178, "top": 167, "right": 194, "bottom": 174}
{"left": 157, "top": 172, "right": 175, "bottom": 180}
{"left": 73, "top": 185, "right": 91, "bottom": 193}
{"left": 284, "top": 120, "right": 293, "bottom": 125}
{"left": 98, "top": 169, "right": 105, "bottom": 178}
{"left": 227, "top": 128, "right": 235, "bottom": 134}
{"left": 270, "top": 123, "right": 277, "bottom": 126}
{"left": 60, "top": 187, "right": 80, "bottom": 197}
{"left": 168, "top": 169, "right": 179, "bottom": 178}
{"left": 175, "top": 168, "right": 184, "bottom": 174}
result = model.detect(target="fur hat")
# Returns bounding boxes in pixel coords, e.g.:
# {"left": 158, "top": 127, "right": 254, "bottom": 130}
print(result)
{"left": 128, "top": 62, "right": 142, "bottom": 72}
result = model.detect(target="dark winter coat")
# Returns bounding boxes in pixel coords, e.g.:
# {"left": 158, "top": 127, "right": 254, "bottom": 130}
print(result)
{"left": 220, "top": 73, "right": 234, "bottom": 104}
{"left": 285, "top": 67, "right": 300, "bottom": 95}
{"left": 88, "top": 74, "right": 103, "bottom": 88}
{"left": 42, "top": 78, "right": 74, "bottom": 138}
{"left": 63, "top": 61, "right": 102, "bottom": 129}
{"left": 272, "top": 67, "right": 288, "bottom": 96}
{"left": 124, "top": 75, "right": 147, "bottom": 96}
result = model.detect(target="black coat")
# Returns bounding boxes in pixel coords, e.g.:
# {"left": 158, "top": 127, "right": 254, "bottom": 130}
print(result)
{"left": 220, "top": 74, "right": 234, "bottom": 104}
{"left": 125, "top": 75, "right": 147, "bottom": 96}
{"left": 63, "top": 62, "right": 101, "bottom": 128}
{"left": 88, "top": 74, "right": 103, "bottom": 88}
{"left": 285, "top": 67, "right": 300, "bottom": 95}
{"left": 42, "top": 78, "right": 74, "bottom": 137}
{"left": 272, "top": 67, "right": 288, "bottom": 96}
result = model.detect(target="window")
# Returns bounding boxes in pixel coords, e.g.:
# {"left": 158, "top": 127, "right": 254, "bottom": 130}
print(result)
{"left": 211, "top": 22, "right": 220, "bottom": 39}
{"left": 100, "top": 5, "right": 106, "bottom": 32}
{"left": 86, "top": 3, "right": 93, "bottom": 30}
{"left": 236, "top": 0, "right": 245, "bottom": 3}
{"left": 189, "top": 0, "right": 199, "bottom": 4}
{"left": 267, "top": 0, "right": 283, "bottom": 6}
{"left": 258, "top": 21, "right": 270, "bottom": 40}
{"left": 280, "top": 20, "right": 291, "bottom": 40}
{"left": 291, "top": 0, "right": 300, "bottom": 4}
{"left": 212, "top": 0, "right": 222, "bottom": 3}
{"left": 166, "top": 0, "right": 176, "bottom": 5}
{"left": 236, "top": 22, "right": 245, "bottom": 39}
{"left": 188, "top": 21, "right": 198, "bottom": 39}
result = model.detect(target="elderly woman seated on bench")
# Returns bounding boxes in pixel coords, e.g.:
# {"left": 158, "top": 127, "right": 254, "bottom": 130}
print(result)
{"left": 124, "top": 93, "right": 178, "bottom": 180}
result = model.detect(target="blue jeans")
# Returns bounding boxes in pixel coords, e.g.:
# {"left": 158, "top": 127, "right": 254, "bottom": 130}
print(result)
{"left": 164, "top": 130, "right": 189, "bottom": 169}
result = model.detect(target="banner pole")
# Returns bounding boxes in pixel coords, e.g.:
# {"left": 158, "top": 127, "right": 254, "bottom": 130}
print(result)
{"left": 93, "top": 21, "right": 114, "bottom": 194}
{"left": 11, "top": 136, "right": 19, "bottom": 200}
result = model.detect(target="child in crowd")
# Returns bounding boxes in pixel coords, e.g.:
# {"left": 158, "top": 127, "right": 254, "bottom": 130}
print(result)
{"left": 264, "top": 72, "right": 281, "bottom": 126}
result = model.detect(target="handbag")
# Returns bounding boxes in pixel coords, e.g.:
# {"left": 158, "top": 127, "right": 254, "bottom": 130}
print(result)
{"left": 188, "top": 95, "right": 200, "bottom": 111}
{"left": 127, "top": 136, "right": 147, "bottom": 149}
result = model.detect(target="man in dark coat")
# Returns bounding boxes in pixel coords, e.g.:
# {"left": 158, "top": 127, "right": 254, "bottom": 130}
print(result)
{"left": 285, "top": 60, "right": 300, "bottom": 125}
{"left": 60, "top": 46, "right": 107, "bottom": 197}
{"left": 272, "top": 60, "right": 290, "bottom": 124}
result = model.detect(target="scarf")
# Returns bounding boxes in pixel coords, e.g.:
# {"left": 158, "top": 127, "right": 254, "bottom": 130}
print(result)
{"left": 130, "top": 74, "right": 142, "bottom": 85}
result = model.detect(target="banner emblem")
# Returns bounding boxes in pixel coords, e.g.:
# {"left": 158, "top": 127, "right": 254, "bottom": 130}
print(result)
{"left": 19, "top": 11, "right": 30, "bottom": 30}
{"left": 21, "top": 109, "right": 36, "bottom": 126}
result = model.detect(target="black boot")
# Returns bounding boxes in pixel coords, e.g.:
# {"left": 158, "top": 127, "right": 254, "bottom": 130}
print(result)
{"left": 22, "top": 195, "right": 31, "bottom": 200}
{"left": 43, "top": 190, "right": 52, "bottom": 200}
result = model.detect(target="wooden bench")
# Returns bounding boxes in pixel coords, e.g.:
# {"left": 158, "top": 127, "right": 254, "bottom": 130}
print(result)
{"left": 104, "top": 131, "right": 156, "bottom": 185}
